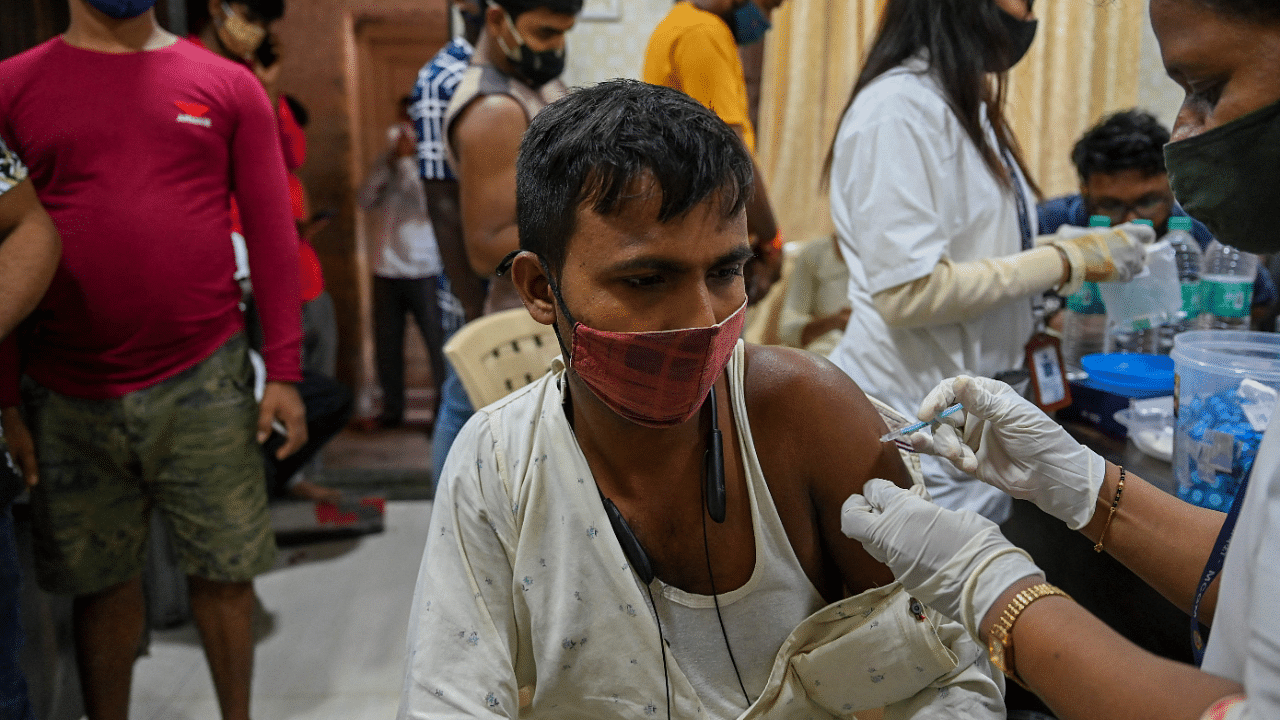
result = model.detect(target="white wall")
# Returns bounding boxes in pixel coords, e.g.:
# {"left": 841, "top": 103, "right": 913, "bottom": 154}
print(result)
{"left": 1135, "top": 0, "right": 1184, "bottom": 129}
{"left": 561, "top": 0, "right": 674, "bottom": 87}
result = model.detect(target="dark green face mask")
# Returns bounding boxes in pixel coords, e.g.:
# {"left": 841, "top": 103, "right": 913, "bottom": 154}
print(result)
{"left": 1165, "top": 97, "right": 1280, "bottom": 254}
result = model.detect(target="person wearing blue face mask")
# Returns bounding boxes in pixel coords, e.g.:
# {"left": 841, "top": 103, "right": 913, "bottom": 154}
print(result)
{"left": 644, "top": 0, "right": 788, "bottom": 306}
{"left": 0, "top": 0, "right": 308, "bottom": 718}
{"left": 839, "top": 2, "right": 1280, "bottom": 718}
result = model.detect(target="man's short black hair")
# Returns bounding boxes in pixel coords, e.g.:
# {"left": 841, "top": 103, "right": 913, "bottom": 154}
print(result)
{"left": 515, "top": 79, "right": 754, "bottom": 276}
{"left": 1071, "top": 109, "right": 1171, "bottom": 183}
{"left": 490, "top": 0, "right": 583, "bottom": 19}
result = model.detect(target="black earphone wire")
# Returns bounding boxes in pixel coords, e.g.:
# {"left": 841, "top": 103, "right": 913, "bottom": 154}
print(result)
{"left": 701, "top": 387, "right": 750, "bottom": 707}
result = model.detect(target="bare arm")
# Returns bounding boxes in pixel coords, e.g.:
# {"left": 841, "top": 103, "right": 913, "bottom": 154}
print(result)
{"left": 1078, "top": 463, "right": 1226, "bottom": 619}
{"left": 424, "top": 178, "right": 486, "bottom": 322}
{"left": 0, "top": 178, "right": 60, "bottom": 338}
{"left": 451, "top": 95, "right": 527, "bottom": 277}
{"left": 747, "top": 345, "right": 912, "bottom": 599}
{"left": 732, "top": 125, "right": 781, "bottom": 304}
{"left": 979, "top": 577, "right": 1241, "bottom": 720}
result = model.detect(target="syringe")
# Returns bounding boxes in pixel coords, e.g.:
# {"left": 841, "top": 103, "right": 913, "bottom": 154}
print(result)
{"left": 879, "top": 403, "right": 965, "bottom": 444}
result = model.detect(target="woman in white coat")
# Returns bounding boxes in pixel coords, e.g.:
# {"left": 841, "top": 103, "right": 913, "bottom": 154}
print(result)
{"left": 841, "top": 2, "right": 1280, "bottom": 717}
{"left": 826, "top": 0, "right": 1148, "bottom": 523}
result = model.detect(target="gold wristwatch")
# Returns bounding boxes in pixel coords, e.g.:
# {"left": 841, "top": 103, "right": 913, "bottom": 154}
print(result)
{"left": 987, "top": 582, "right": 1072, "bottom": 689}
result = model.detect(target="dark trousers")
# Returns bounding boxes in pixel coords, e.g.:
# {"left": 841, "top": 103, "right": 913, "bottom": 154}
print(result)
{"left": 262, "top": 371, "right": 354, "bottom": 498}
{"left": 373, "top": 276, "right": 445, "bottom": 421}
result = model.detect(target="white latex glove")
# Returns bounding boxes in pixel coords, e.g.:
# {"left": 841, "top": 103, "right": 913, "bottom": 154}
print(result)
{"left": 1042, "top": 222, "right": 1154, "bottom": 295}
{"left": 842, "top": 479, "right": 1042, "bottom": 639}
{"left": 912, "top": 376, "right": 1106, "bottom": 530}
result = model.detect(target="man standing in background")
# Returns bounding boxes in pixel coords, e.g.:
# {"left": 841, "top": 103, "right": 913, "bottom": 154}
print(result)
{"left": 427, "top": 0, "right": 581, "bottom": 481}
{"left": 360, "top": 101, "right": 447, "bottom": 429}
{"left": 409, "top": 0, "right": 489, "bottom": 483}
{"left": 0, "top": 0, "right": 306, "bottom": 717}
{"left": 644, "top": 0, "right": 786, "bottom": 302}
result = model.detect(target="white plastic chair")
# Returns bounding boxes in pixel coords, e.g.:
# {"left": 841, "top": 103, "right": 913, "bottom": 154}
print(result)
{"left": 442, "top": 308, "right": 561, "bottom": 408}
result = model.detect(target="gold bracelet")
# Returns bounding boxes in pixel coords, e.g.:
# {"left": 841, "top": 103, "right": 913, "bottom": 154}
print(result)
{"left": 1093, "top": 466, "right": 1126, "bottom": 553}
{"left": 987, "top": 582, "right": 1073, "bottom": 690}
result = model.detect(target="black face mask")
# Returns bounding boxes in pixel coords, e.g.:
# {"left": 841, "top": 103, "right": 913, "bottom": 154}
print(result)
{"left": 1166, "top": 97, "right": 1280, "bottom": 254}
{"left": 497, "top": 11, "right": 566, "bottom": 89}
{"left": 986, "top": 6, "right": 1038, "bottom": 73}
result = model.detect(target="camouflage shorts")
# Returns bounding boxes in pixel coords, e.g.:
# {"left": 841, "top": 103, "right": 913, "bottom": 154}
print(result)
{"left": 25, "top": 333, "right": 275, "bottom": 595}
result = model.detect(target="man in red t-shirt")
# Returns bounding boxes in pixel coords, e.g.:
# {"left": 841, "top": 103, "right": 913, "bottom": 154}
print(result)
{"left": 0, "top": 0, "right": 307, "bottom": 718}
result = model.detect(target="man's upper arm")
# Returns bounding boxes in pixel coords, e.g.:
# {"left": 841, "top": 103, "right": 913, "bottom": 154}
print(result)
{"left": 754, "top": 347, "right": 912, "bottom": 594}
{"left": 400, "top": 415, "right": 522, "bottom": 719}
{"left": 451, "top": 95, "right": 527, "bottom": 276}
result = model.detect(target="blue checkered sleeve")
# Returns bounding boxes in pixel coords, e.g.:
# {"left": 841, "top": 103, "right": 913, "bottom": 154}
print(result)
{"left": 408, "top": 38, "right": 474, "bottom": 183}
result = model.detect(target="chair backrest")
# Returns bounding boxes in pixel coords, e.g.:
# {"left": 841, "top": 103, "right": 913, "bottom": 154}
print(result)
{"left": 443, "top": 308, "right": 561, "bottom": 408}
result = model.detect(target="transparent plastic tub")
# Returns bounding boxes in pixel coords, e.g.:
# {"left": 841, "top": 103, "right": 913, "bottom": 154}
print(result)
{"left": 1170, "top": 331, "right": 1280, "bottom": 510}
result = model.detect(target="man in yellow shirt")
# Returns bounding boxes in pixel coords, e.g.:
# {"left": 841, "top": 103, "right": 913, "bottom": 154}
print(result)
{"left": 644, "top": 0, "right": 785, "bottom": 303}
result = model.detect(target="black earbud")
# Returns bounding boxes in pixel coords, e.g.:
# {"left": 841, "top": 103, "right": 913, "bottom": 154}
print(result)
{"left": 602, "top": 388, "right": 728, "bottom": 583}
{"left": 602, "top": 494, "right": 655, "bottom": 584}
{"left": 705, "top": 387, "right": 726, "bottom": 523}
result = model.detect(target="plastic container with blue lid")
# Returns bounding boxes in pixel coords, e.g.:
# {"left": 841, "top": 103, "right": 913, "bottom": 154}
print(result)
{"left": 1080, "top": 353, "right": 1175, "bottom": 398}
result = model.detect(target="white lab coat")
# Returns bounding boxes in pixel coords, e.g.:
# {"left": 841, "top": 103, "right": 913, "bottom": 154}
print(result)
{"left": 827, "top": 55, "right": 1038, "bottom": 523}
{"left": 1200, "top": 396, "right": 1280, "bottom": 716}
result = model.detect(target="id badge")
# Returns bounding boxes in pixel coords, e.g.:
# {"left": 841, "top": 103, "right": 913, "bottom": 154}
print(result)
{"left": 1026, "top": 333, "right": 1071, "bottom": 412}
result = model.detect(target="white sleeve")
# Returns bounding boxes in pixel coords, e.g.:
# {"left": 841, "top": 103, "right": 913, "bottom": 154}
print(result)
{"left": 831, "top": 116, "right": 951, "bottom": 296}
{"left": 398, "top": 414, "right": 523, "bottom": 720}
{"left": 357, "top": 159, "right": 392, "bottom": 210}
{"left": 1243, "top": 494, "right": 1280, "bottom": 715}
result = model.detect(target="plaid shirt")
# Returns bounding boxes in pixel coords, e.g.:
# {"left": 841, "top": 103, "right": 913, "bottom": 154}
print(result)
{"left": 0, "top": 135, "right": 27, "bottom": 196}
{"left": 409, "top": 38, "right": 473, "bottom": 182}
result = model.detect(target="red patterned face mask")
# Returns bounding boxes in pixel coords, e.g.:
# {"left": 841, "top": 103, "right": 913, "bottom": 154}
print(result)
{"left": 566, "top": 300, "right": 747, "bottom": 428}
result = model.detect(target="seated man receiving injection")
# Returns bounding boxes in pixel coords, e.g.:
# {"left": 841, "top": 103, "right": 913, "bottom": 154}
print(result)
{"left": 398, "top": 80, "right": 1003, "bottom": 720}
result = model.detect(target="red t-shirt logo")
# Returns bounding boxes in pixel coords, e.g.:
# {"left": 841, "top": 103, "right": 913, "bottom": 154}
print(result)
{"left": 174, "top": 101, "right": 212, "bottom": 127}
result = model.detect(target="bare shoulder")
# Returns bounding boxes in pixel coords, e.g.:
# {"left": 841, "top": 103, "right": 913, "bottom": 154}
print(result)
{"left": 742, "top": 344, "right": 888, "bottom": 434}
{"left": 453, "top": 94, "right": 527, "bottom": 146}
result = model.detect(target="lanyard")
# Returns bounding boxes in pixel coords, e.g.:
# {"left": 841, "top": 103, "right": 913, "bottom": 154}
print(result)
{"left": 1001, "top": 146, "right": 1034, "bottom": 252}
{"left": 1190, "top": 468, "right": 1252, "bottom": 665}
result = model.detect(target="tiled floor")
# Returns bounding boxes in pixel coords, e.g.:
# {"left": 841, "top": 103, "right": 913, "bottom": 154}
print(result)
{"left": 129, "top": 500, "right": 435, "bottom": 720}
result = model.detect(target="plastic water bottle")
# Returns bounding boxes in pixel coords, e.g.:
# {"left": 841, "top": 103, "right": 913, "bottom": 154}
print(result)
{"left": 1099, "top": 219, "right": 1183, "bottom": 356}
{"left": 1060, "top": 215, "right": 1112, "bottom": 373}
{"left": 1165, "top": 216, "right": 1203, "bottom": 335}
{"left": 1199, "top": 239, "right": 1257, "bottom": 330}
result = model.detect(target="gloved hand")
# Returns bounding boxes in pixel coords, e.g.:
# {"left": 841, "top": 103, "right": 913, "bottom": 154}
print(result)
{"left": 842, "top": 479, "right": 1042, "bottom": 639}
{"left": 1043, "top": 222, "right": 1154, "bottom": 295}
{"left": 911, "top": 376, "right": 1106, "bottom": 530}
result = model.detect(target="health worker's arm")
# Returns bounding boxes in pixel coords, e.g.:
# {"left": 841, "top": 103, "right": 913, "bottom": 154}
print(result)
{"left": 842, "top": 477, "right": 1250, "bottom": 720}
{"left": 1075, "top": 464, "right": 1227, "bottom": 620}
{"left": 977, "top": 576, "right": 1245, "bottom": 720}
{"left": 872, "top": 247, "right": 1067, "bottom": 329}
{"left": 398, "top": 416, "right": 522, "bottom": 720}
{"left": 451, "top": 95, "right": 525, "bottom": 277}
